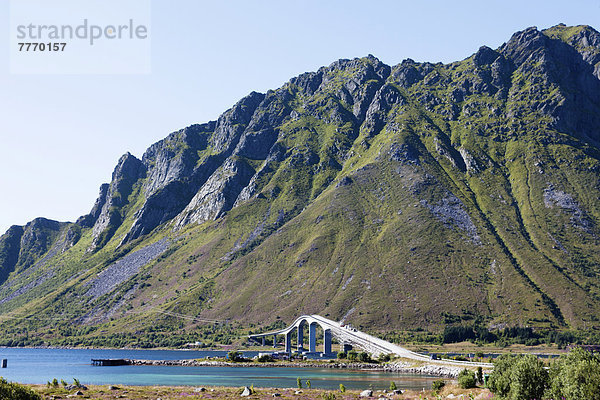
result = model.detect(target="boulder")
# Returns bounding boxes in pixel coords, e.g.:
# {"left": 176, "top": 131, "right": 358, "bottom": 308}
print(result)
{"left": 241, "top": 387, "right": 252, "bottom": 397}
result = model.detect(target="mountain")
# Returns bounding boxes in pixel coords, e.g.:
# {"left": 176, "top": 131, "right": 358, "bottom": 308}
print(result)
{"left": 1, "top": 24, "right": 600, "bottom": 346}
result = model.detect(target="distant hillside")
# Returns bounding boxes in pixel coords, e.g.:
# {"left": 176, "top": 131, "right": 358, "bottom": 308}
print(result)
{"left": 1, "top": 24, "right": 600, "bottom": 347}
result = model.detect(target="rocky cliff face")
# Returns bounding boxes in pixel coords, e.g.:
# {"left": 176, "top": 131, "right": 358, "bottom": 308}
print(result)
{"left": 1, "top": 25, "right": 600, "bottom": 341}
{"left": 0, "top": 218, "right": 70, "bottom": 286}
{"left": 0, "top": 225, "right": 24, "bottom": 284}
{"left": 87, "top": 153, "right": 145, "bottom": 251}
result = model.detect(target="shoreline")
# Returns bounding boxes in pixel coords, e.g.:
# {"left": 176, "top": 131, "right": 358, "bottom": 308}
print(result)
{"left": 125, "top": 359, "right": 463, "bottom": 378}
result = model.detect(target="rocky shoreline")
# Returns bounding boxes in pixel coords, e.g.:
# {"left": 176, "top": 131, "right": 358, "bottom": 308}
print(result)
{"left": 124, "top": 359, "right": 462, "bottom": 378}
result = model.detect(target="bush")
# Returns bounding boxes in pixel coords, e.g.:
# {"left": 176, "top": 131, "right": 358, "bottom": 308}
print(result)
{"left": 431, "top": 379, "right": 446, "bottom": 393}
{"left": 487, "top": 354, "right": 520, "bottom": 397}
{"left": 487, "top": 354, "right": 548, "bottom": 400}
{"left": 347, "top": 350, "right": 357, "bottom": 360}
{"left": 228, "top": 351, "right": 243, "bottom": 362}
{"left": 339, "top": 384, "right": 346, "bottom": 393}
{"left": 389, "top": 381, "right": 397, "bottom": 391}
{"left": 0, "top": 378, "right": 41, "bottom": 400}
{"left": 257, "top": 354, "right": 273, "bottom": 362}
{"left": 458, "top": 369, "right": 477, "bottom": 389}
{"left": 297, "top": 377, "right": 302, "bottom": 389}
{"left": 546, "top": 347, "right": 600, "bottom": 400}
{"left": 508, "top": 354, "right": 548, "bottom": 400}
{"left": 357, "top": 352, "right": 371, "bottom": 362}
{"left": 337, "top": 351, "right": 346, "bottom": 359}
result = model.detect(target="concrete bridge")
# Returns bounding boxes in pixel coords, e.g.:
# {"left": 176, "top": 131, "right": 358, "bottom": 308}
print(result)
{"left": 249, "top": 314, "right": 491, "bottom": 367}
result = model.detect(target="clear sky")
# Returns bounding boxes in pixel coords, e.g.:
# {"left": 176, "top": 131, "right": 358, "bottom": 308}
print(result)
{"left": 1, "top": 0, "right": 599, "bottom": 235}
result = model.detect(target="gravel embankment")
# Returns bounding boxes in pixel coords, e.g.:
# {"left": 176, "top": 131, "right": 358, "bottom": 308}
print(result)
{"left": 124, "top": 359, "right": 463, "bottom": 377}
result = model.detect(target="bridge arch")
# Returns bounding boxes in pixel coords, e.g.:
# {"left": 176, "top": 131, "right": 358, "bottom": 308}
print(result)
{"left": 249, "top": 315, "right": 335, "bottom": 355}
{"left": 295, "top": 317, "right": 332, "bottom": 354}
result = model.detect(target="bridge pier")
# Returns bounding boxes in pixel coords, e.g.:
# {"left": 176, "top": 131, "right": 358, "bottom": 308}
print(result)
{"left": 273, "top": 335, "right": 277, "bottom": 348}
{"left": 309, "top": 322, "right": 317, "bottom": 352}
{"left": 297, "top": 324, "right": 304, "bottom": 351}
{"left": 324, "top": 329, "right": 332, "bottom": 354}
{"left": 341, "top": 342, "right": 352, "bottom": 352}
{"left": 284, "top": 331, "right": 292, "bottom": 353}
{"left": 262, "top": 337, "right": 265, "bottom": 346}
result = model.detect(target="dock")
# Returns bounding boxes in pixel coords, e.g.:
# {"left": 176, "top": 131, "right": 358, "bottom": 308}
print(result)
{"left": 91, "top": 358, "right": 129, "bottom": 366}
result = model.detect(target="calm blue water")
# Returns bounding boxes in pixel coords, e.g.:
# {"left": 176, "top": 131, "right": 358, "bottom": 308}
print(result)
{"left": 0, "top": 348, "right": 438, "bottom": 390}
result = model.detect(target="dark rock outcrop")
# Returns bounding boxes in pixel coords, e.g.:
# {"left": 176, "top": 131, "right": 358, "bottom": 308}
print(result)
{"left": 18, "top": 218, "right": 64, "bottom": 270}
{"left": 0, "top": 225, "right": 24, "bottom": 285}
{"left": 0, "top": 217, "right": 67, "bottom": 286}
{"left": 89, "top": 152, "right": 144, "bottom": 250}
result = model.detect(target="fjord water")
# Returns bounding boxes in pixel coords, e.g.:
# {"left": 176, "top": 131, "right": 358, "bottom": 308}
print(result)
{"left": 0, "top": 348, "right": 437, "bottom": 390}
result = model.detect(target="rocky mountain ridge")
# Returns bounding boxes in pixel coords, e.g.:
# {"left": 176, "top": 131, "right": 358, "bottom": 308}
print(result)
{"left": 1, "top": 24, "right": 600, "bottom": 344}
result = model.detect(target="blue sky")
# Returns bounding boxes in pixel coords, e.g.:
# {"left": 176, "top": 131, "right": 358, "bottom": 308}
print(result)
{"left": 1, "top": 0, "right": 600, "bottom": 234}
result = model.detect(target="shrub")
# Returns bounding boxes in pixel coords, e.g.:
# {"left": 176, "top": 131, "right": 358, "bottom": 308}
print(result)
{"left": 357, "top": 352, "right": 371, "bottom": 362}
{"left": 228, "top": 351, "right": 243, "bottom": 362}
{"left": 546, "top": 347, "right": 600, "bottom": 400}
{"left": 389, "top": 381, "right": 397, "bottom": 391}
{"left": 431, "top": 379, "right": 445, "bottom": 393}
{"left": 257, "top": 354, "right": 273, "bottom": 362}
{"left": 458, "top": 369, "right": 477, "bottom": 389}
{"left": 297, "top": 377, "right": 302, "bottom": 389}
{"left": 0, "top": 378, "right": 41, "bottom": 400}
{"left": 508, "top": 354, "right": 548, "bottom": 400}
{"left": 337, "top": 351, "right": 347, "bottom": 359}
{"left": 306, "top": 380, "right": 311, "bottom": 389}
{"left": 347, "top": 350, "right": 357, "bottom": 360}
{"left": 487, "top": 353, "right": 549, "bottom": 400}
{"left": 487, "top": 354, "right": 520, "bottom": 397}
{"left": 476, "top": 366, "right": 483, "bottom": 384}
{"left": 339, "top": 384, "right": 346, "bottom": 393}
{"left": 378, "top": 353, "right": 391, "bottom": 363}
